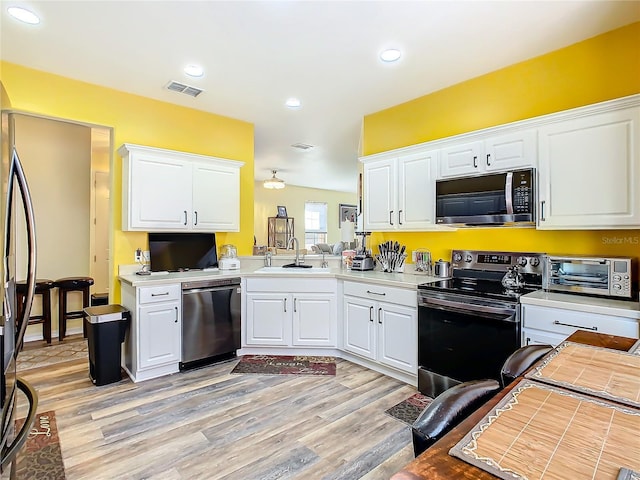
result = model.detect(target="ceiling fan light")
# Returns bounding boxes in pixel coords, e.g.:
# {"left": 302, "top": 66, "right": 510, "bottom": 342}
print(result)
{"left": 263, "top": 170, "right": 285, "bottom": 189}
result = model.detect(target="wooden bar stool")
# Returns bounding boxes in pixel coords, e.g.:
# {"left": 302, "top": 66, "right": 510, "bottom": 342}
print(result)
{"left": 54, "top": 276, "right": 94, "bottom": 341}
{"left": 16, "top": 278, "right": 54, "bottom": 346}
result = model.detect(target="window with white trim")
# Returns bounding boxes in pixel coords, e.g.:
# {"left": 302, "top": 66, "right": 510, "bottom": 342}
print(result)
{"left": 304, "top": 202, "right": 327, "bottom": 249}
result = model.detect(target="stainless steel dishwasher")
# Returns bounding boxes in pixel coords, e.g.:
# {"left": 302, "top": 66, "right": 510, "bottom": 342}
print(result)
{"left": 180, "top": 277, "right": 241, "bottom": 370}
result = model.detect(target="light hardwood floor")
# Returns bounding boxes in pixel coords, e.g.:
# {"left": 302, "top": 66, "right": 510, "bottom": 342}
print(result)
{"left": 17, "top": 347, "right": 417, "bottom": 480}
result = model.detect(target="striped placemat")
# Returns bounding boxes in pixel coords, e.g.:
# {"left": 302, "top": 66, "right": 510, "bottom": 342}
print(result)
{"left": 449, "top": 380, "right": 640, "bottom": 480}
{"left": 525, "top": 341, "right": 640, "bottom": 408}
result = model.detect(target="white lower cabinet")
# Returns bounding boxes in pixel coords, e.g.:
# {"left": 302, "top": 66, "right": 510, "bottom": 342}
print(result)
{"left": 522, "top": 304, "right": 639, "bottom": 347}
{"left": 292, "top": 294, "right": 336, "bottom": 346}
{"left": 244, "top": 278, "right": 337, "bottom": 348}
{"left": 138, "top": 302, "right": 181, "bottom": 369}
{"left": 245, "top": 294, "right": 289, "bottom": 346}
{"left": 121, "top": 282, "right": 182, "bottom": 382}
{"left": 342, "top": 281, "right": 417, "bottom": 374}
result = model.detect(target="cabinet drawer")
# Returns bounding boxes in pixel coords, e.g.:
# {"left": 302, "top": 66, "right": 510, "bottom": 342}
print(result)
{"left": 522, "top": 328, "right": 566, "bottom": 347}
{"left": 522, "top": 305, "right": 639, "bottom": 338}
{"left": 138, "top": 284, "right": 181, "bottom": 304}
{"left": 343, "top": 281, "right": 416, "bottom": 307}
{"left": 246, "top": 277, "right": 336, "bottom": 293}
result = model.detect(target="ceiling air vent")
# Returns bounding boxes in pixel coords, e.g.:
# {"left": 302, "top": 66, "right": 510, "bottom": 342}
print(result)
{"left": 291, "top": 143, "right": 314, "bottom": 151}
{"left": 165, "top": 81, "right": 203, "bottom": 98}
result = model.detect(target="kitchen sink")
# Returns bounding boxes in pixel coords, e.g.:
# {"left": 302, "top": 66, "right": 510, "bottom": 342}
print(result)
{"left": 254, "top": 266, "right": 331, "bottom": 274}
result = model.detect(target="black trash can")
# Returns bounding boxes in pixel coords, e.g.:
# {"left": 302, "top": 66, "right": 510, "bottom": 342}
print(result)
{"left": 84, "top": 305, "right": 130, "bottom": 386}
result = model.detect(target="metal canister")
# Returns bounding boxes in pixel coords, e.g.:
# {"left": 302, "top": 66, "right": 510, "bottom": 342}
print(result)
{"left": 434, "top": 259, "right": 451, "bottom": 278}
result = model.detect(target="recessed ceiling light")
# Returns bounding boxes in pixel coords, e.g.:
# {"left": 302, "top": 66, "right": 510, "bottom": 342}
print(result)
{"left": 184, "top": 64, "right": 204, "bottom": 77}
{"left": 285, "top": 98, "right": 301, "bottom": 109}
{"left": 380, "top": 48, "right": 402, "bottom": 63}
{"left": 7, "top": 6, "right": 40, "bottom": 24}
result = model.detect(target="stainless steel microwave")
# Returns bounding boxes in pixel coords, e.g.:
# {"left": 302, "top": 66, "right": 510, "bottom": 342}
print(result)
{"left": 544, "top": 255, "right": 637, "bottom": 299}
{"left": 435, "top": 168, "right": 535, "bottom": 226}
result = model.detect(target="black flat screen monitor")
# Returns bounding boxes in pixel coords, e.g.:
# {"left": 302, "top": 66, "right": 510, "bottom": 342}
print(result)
{"left": 148, "top": 233, "right": 218, "bottom": 272}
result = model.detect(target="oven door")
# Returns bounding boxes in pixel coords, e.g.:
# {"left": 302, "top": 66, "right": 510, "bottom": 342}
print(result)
{"left": 417, "top": 291, "right": 521, "bottom": 398}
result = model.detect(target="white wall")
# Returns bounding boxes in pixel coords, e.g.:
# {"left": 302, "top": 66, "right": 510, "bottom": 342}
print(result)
{"left": 14, "top": 114, "right": 92, "bottom": 340}
{"left": 254, "top": 182, "right": 357, "bottom": 247}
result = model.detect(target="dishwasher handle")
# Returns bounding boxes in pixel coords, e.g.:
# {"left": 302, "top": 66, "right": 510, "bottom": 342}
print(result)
{"left": 183, "top": 284, "right": 240, "bottom": 295}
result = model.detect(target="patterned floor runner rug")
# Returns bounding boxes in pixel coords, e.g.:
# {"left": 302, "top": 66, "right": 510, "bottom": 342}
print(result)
{"left": 15, "top": 410, "right": 65, "bottom": 479}
{"left": 231, "top": 355, "right": 336, "bottom": 376}
{"left": 385, "top": 392, "right": 433, "bottom": 426}
{"left": 17, "top": 340, "right": 88, "bottom": 371}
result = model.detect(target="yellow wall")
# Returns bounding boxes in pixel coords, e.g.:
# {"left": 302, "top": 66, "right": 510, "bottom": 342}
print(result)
{"left": 363, "top": 23, "right": 640, "bottom": 262}
{"left": 0, "top": 62, "right": 254, "bottom": 301}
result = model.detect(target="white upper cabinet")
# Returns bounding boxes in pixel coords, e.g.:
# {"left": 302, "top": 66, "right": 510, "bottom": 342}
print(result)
{"left": 364, "top": 150, "right": 436, "bottom": 231}
{"left": 192, "top": 161, "right": 241, "bottom": 231}
{"left": 537, "top": 105, "right": 640, "bottom": 229}
{"left": 439, "top": 130, "right": 536, "bottom": 178}
{"left": 120, "top": 144, "right": 244, "bottom": 232}
{"left": 363, "top": 158, "right": 395, "bottom": 230}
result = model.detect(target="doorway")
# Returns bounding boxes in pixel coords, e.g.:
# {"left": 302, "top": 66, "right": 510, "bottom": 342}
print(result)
{"left": 11, "top": 112, "right": 112, "bottom": 342}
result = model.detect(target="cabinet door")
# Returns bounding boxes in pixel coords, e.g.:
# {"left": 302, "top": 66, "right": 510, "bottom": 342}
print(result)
{"left": 439, "top": 141, "right": 483, "bottom": 178}
{"left": 397, "top": 151, "right": 436, "bottom": 229}
{"left": 342, "top": 296, "right": 376, "bottom": 360}
{"left": 192, "top": 162, "right": 240, "bottom": 232}
{"left": 538, "top": 107, "right": 640, "bottom": 229}
{"left": 377, "top": 303, "right": 417, "bottom": 373}
{"left": 245, "top": 293, "right": 290, "bottom": 346}
{"left": 138, "top": 302, "right": 181, "bottom": 370}
{"left": 128, "top": 155, "right": 192, "bottom": 230}
{"left": 363, "top": 159, "right": 396, "bottom": 231}
{"left": 484, "top": 130, "right": 536, "bottom": 172}
{"left": 292, "top": 293, "right": 336, "bottom": 347}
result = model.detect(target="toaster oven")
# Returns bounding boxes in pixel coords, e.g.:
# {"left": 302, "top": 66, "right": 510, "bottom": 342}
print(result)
{"left": 544, "top": 255, "right": 637, "bottom": 300}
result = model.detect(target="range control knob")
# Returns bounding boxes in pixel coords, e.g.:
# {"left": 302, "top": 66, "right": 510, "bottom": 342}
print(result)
{"left": 613, "top": 284, "right": 622, "bottom": 290}
{"left": 516, "top": 257, "right": 528, "bottom": 267}
{"left": 464, "top": 254, "right": 473, "bottom": 263}
{"left": 530, "top": 257, "right": 541, "bottom": 267}
{"left": 452, "top": 252, "right": 463, "bottom": 262}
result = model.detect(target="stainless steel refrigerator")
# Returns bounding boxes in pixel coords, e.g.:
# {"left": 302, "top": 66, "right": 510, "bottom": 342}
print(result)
{"left": 1, "top": 105, "right": 39, "bottom": 476}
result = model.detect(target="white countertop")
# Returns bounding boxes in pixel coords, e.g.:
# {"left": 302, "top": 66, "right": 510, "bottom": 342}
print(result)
{"left": 119, "top": 263, "right": 640, "bottom": 321}
{"left": 521, "top": 290, "right": 640, "bottom": 320}
{"left": 119, "top": 263, "right": 438, "bottom": 289}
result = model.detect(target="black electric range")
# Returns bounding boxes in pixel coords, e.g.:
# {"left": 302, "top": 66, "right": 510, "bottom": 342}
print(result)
{"left": 416, "top": 250, "right": 546, "bottom": 398}
{"left": 418, "top": 250, "right": 545, "bottom": 301}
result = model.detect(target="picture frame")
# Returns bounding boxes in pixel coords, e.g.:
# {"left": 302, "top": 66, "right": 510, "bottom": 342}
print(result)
{"left": 339, "top": 203, "right": 357, "bottom": 227}
{"left": 277, "top": 205, "right": 287, "bottom": 217}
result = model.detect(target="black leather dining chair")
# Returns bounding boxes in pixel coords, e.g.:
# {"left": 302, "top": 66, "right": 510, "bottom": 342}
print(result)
{"left": 411, "top": 379, "right": 501, "bottom": 457}
{"left": 500, "top": 344, "right": 554, "bottom": 388}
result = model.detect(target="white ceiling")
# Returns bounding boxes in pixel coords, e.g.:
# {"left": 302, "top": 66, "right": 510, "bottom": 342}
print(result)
{"left": 2, "top": 1, "right": 639, "bottom": 192}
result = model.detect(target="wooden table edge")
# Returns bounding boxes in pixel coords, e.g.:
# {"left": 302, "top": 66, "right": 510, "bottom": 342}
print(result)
{"left": 390, "top": 331, "right": 638, "bottom": 480}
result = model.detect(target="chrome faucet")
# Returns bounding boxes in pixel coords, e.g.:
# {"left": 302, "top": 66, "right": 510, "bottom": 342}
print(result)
{"left": 287, "top": 237, "right": 301, "bottom": 266}
{"left": 321, "top": 252, "right": 328, "bottom": 269}
{"left": 264, "top": 251, "right": 272, "bottom": 267}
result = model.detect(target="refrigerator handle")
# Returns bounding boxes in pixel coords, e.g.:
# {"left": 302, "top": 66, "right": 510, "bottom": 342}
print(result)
{"left": 9, "top": 149, "right": 37, "bottom": 351}
{"left": 0, "top": 377, "right": 38, "bottom": 471}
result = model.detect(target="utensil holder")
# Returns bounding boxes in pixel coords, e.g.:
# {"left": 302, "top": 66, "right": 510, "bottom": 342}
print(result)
{"left": 375, "top": 252, "right": 407, "bottom": 273}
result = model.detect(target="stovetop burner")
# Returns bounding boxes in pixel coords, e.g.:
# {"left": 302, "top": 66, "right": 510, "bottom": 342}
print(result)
{"left": 418, "top": 249, "right": 546, "bottom": 301}
{"left": 419, "top": 277, "right": 538, "bottom": 301}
